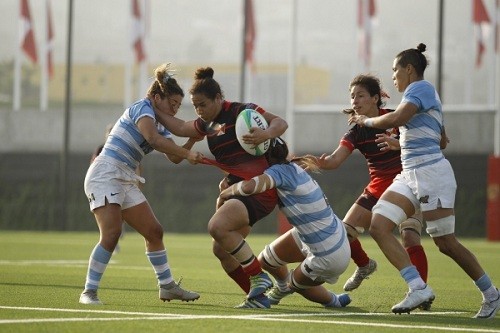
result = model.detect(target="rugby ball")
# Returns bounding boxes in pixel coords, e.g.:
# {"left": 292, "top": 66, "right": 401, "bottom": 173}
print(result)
{"left": 235, "top": 109, "right": 270, "bottom": 156}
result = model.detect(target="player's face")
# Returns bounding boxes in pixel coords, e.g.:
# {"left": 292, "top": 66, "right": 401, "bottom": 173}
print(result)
{"left": 392, "top": 59, "right": 410, "bottom": 93}
{"left": 191, "top": 93, "right": 222, "bottom": 122}
{"left": 153, "top": 94, "right": 182, "bottom": 116}
{"left": 167, "top": 94, "right": 183, "bottom": 116}
{"left": 350, "top": 85, "right": 378, "bottom": 116}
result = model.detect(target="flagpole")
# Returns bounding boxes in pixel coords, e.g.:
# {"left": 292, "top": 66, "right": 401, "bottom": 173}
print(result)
{"left": 286, "top": 0, "right": 297, "bottom": 153}
{"left": 14, "top": 0, "right": 25, "bottom": 112}
{"left": 40, "top": 0, "right": 48, "bottom": 112}
{"left": 13, "top": 19, "right": 22, "bottom": 111}
{"left": 240, "top": 0, "right": 248, "bottom": 101}
{"left": 465, "top": 0, "right": 474, "bottom": 105}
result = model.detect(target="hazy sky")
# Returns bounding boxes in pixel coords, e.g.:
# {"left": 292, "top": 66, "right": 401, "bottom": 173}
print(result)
{"left": 0, "top": 0, "right": 498, "bottom": 105}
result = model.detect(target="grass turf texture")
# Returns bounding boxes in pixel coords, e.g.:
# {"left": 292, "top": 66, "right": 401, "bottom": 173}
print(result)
{"left": 0, "top": 231, "right": 499, "bottom": 333}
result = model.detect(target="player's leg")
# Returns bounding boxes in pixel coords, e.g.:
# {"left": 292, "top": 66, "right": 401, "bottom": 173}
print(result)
{"left": 258, "top": 229, "right": 304, "bottom": 305}
{"left": 342, "top": 195, "right": 378, "bottom": 291}
{"left": 287, "top": 233, "right": 351, "bottom": 308}
{"left": 208, "top": 199, "right": 272, "bottom": 301}
{"left": 124, "top": 199, "right": 199, "bottom": 302}
{"left": 370, "top": 187, "right": 435, "bottom": 314}
{"left": 80, "top": 202, "right": 122, "bottom": 305}
{"left": 400, "top": 210, "right": 428, "bottom": 282}
{"left": 425, "top": 208, "right": 500, "bottom": 319}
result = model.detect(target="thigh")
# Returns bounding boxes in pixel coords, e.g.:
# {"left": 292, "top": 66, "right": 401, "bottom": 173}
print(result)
{"left": 270, "top": 229, "right": 306, "bottom": 263}
{"left": 343, "top": 202, "right": 372, "bottom": 230}
{"left": 209, "top": 199, "right": 250, "bottom": 232}
{"left": 122, "top": 201, "right": 161, "bottom": 236}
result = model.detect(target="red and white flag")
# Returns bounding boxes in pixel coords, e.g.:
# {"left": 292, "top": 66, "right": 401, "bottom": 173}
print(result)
{"left": 131, "top": 0, "right": 145, "bottom": 63}
{"left": 46, "top": 0, "right": 54, "bottom": 79}
{"left": 473, "top": 0, "right": 491, "bottom": 67}
{"left": 244, "top": 0, "right": 256, "bottom": 70}
{"left": 20, "top": 0, "right": 37, "bottom": 63}
{"left": 358, "top": 0, "right": 376, "bottom": 71}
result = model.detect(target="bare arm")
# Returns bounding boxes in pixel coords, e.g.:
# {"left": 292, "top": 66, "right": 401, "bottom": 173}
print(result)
{"left": 304, "top": 144, "right": 351, "bottom": 170}
{"left": 164, "top": 137, "right": 202, "bottom": 164}
{"left": 137, "top": 116, "right": 203, "bottom": 164}
{"left": 218, "top": 174, "right": 274, "bottom": 205}
{"left": 154, "top": 111, "right": 201, "bottom": 138}
{"left": 349, "top": 102, "right": 418, "bottom": 129}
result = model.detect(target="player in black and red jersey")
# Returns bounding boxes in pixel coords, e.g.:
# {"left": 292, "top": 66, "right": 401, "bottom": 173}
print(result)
{"left": 303, "top": 74, "right": 430, "bottom": 306}
{"left": 155, "top": 67, "right": 288, "bottom": 308}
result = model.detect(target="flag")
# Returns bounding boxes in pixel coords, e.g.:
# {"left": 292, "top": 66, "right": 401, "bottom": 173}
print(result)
{"left": 131, "top": 0, "right": 145, "bottom": 63}
{"left": 244, "top": 0, "right": 256, "bottom": 70}
{"left": 357, "top": 0, "right": 376, "bottom": 71}
{"left": 20, "top": 0, "right": 37, "bottom": 63}
{"left": 46, "top": 0, "right": 54, "bottom": 79}
{"left": 473, "top": 0, "right": 491, "bottom": 67}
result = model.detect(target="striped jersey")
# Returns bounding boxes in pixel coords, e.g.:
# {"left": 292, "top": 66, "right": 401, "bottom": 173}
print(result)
{"left": 264, "top": 162, "right": 346, "bottom": 257}
{"left": 100, "top": 98, "right": 172, "bottom": 171}
{"left": 400, "top": 80, "right": 444, "bottom": 169}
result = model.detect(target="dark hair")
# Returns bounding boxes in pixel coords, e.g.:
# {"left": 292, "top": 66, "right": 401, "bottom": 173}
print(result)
{"left": 189, "top": 67, "right": 224, "bottom": 100}
{"left": 147, "top": 63, "right": 184, "bottom": 98}
{"left": 395, "top": 43, "right": 429, "bottom": 77}
{"left": 348, "top": 74, "right": 385, "bottom": 109}
{"left": 265, "top": 137, "right": 289, "bottom": 166}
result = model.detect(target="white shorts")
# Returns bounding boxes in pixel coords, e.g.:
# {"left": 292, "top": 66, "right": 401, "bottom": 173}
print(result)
{"left": 84, "top": 156, "right": 146, "bottom": 211}
{"left": 390, "top": 158, "right": 457, "bottom": 212}
{"left": 290, "top": 227, "right": 351, "bottom": 284}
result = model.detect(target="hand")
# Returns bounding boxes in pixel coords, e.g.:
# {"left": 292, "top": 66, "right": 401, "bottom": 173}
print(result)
{"left": 186, "top": 151, "right": 204, "bottom": 165}
{"left": 375, "top": 133, "right": 400, "bottom": 151}
{"left": 348, "top": 114, "right": 368, "bottom": 126}
{"left": 242, "top": 127, "right": 269, "bottom": 147}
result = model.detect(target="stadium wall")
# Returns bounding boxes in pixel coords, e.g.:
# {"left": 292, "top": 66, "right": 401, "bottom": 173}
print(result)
{"left": 0, "top": 152, "right": 488, "bottom": 237}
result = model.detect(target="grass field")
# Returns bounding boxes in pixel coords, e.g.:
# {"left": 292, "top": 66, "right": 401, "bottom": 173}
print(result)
{"left": 0, "top": 231, "right": 499, "bottom": 332}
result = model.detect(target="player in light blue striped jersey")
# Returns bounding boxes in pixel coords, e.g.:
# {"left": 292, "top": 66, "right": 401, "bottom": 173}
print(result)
{"left": 349, "top": 43, "right": 499, "bottom": 319}
{"left": 80, "top": 63, "right": 203, "bottom": 305}
{"left": 218, "top": 138, "right": 351, "bottom": 309}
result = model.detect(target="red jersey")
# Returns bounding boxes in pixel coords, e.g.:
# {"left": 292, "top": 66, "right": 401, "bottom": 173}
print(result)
{"left": 340, "top": 109, "right": 402, "bottom": 198}
{"left": 195, "top": 101, "right": 270, "bottom": 181}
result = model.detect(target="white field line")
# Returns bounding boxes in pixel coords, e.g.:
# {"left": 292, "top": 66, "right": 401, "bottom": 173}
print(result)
{"left": 0, "top": 305, "right": 498, "bottom": 333}
{"left": 0, "top": 260, "right": 151, "bottom": 271}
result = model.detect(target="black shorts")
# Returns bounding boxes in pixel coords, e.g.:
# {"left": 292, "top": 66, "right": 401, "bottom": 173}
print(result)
{"left": 355, "top": 188, "right": 379, "bottom": 211}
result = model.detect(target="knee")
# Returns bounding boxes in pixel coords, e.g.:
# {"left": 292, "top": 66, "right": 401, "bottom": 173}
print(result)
{"left": 433, "top": 236, "right": 456, "bottom": 257}
{"left": 145, "top": 222, "right": 164, "bottom": 243}
{"left": 368, "top": 222, "right": 384, "bottom": 240}
{"left": 212, "top": 239, "right": 227, "bottom": 260}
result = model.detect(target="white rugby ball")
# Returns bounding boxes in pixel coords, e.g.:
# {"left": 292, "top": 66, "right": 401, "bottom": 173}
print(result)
{"left": 235, "top": 109, "right": 270, "bottom": 156}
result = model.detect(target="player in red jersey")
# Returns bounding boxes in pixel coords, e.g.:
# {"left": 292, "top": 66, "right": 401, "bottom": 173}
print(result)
{"left": 306, "top": 74, "right": 431, "bottom": 307}
{"left": 155, "top": 67, "right": 288, "bottom": 308}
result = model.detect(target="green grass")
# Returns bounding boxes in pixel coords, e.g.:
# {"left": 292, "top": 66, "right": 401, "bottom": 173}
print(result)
{"left": 0, "top": 231, "right": 499, "bottom": 332}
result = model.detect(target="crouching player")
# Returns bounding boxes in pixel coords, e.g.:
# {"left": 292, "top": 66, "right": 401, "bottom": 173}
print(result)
{"left": 219, "top": 138, "right": 351, "bottom": 308}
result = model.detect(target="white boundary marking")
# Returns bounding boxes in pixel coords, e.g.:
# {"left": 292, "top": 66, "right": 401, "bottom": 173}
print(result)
{"left": 0, "top": 305, "right": 498, "bottom": 332}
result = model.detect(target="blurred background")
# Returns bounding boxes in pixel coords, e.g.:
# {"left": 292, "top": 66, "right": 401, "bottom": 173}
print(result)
{"left": 0, "top": 0, "right": 499, "bottom": 237}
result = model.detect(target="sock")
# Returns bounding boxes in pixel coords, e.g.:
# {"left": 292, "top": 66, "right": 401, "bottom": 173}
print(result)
{"left": 400, "top": 265, "right": 426, "bottom": 290}
{"left": 406, "top": 245, "right": 428, "bottom": 282}
{"left": 276, "top": 277, "right": 290, "bottom": 292}
{"left": 475, "top": 274, "right": 498, "bottom": 301}
{"left": 323, "top": 292, "right": 339, "bottom": 307}
{"left": 146, "top": 249, "right": 173, "bottom": 286}
{"left": 228, "top": 266, "right": 250, "bottom": 293}
{"left": 84, "top": 243, "right": 112, "bottom": 291}
{"left": 229, "top": 240, "right": 262, "bottom": 276}
{"left": 349, "top": 238, "right": 370, "bottom": 267}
